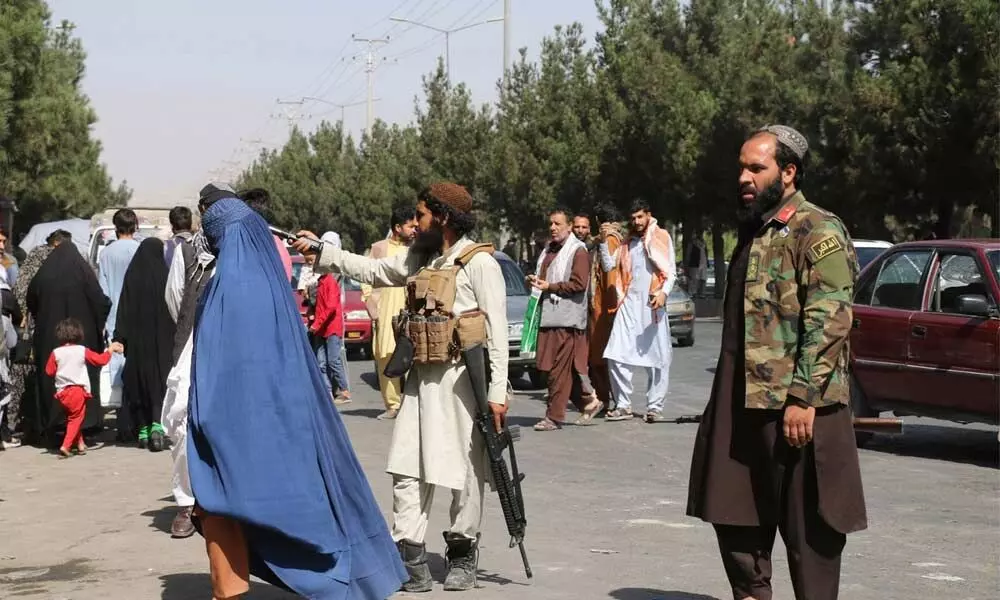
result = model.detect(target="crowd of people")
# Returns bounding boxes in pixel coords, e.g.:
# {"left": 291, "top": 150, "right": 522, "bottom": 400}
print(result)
{"left": 527, "top": 199, "right": 679, "bottom": 431}
{"left": 0, "top": 124, "right": 869, "bottom": 600}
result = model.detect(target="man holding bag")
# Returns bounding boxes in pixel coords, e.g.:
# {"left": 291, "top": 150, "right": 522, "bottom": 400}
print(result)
{"left": 528, "top": 208, "right": 601, "bottom": 431}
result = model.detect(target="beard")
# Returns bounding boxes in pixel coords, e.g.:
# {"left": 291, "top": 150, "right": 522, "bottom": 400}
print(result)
{"left": 737, "top": 178, "right": 785, "bottom": 225}
{"left": 411, "top": 222, "right": 444, "bottom": 257}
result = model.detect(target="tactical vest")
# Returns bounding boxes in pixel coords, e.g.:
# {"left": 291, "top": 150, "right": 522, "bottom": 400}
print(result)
{"left": 400, "top": 243, "right": 495, "bottom": 365}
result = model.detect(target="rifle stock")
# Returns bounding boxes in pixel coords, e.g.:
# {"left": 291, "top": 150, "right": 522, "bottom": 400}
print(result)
{"left": 460, "top": 344, "right": 533, "bottom": 580}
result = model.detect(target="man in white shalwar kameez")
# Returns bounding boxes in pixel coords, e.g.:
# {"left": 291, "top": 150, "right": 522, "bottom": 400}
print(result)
{"left": 294, "top": 182, "right": 508, "bottom": 594}
{"left": 160, "top": 186, "right": 239, "bottom": 538}
{"left": 601, "top": 199, "right": 677, "bottom": 423}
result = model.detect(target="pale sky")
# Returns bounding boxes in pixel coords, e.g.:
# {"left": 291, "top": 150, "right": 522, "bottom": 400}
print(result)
{"left": 47, "top": 0, "right": 602, "bottom": 207}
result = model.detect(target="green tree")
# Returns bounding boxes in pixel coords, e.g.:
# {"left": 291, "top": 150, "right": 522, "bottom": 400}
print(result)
{"left": 0, "top": 2, "right": 129, "bottom": 229}
{"left": 849, "top": 0, "right": 999, "bottom": 238}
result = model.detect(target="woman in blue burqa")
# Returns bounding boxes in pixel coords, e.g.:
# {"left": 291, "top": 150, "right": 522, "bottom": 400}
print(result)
{"left": 187, "top": 195, "right": 406, "bottom": 599}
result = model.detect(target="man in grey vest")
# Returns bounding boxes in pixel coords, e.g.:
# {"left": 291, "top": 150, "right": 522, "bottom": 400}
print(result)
{"left": 528, "top": 208, "right": 602, "bottom": 431}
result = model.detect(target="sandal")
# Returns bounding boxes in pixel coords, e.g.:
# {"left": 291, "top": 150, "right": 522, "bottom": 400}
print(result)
{"left": 605, "top": 408, "right": 634, "bottom": 422}
{"left": 533, "top": 418, "right": 561, "bottom": 432}
{"left": 574, "top": 398, "right": 603, "bottom": 426}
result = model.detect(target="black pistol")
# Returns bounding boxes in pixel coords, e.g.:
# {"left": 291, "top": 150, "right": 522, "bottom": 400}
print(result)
{"left": 268, "top": 226, "right": 323, "bottom": 254}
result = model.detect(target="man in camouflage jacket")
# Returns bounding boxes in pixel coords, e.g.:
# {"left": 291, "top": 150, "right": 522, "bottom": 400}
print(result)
{"left": 687, "top": 125, "right": 866, "bottom": 600}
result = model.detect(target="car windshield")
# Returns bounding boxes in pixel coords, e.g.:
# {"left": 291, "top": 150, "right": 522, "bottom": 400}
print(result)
{"left": 987, "top": 251, "right": 1000, "bottom": 281}
{"left": 668, "top": 288, "right": 689, "bottom": 301}
{"left": 498, "top": 259, "right": 528, "bottom": 296}
{"left": 342, "top": 278, "right": 362, "bottom": 292}
{"left": 855, "top": 246, "right": 888, "bottom": 271}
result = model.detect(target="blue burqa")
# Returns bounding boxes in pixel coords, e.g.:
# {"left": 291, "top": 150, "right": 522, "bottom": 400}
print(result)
{"left": 187, "top": 198, "right": 406, "bottom": 599}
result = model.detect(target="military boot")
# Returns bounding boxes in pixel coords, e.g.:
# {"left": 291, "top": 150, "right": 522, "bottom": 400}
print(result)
{"left": 442, "top": 532, "right": 479, "bottom": 591}
{"left": 396, "top": 539, "right": 433, "bottom": 593}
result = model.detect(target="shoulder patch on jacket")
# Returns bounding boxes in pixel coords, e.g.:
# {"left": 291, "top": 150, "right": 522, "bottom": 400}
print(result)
{"left": 807, "top": 236, "right": 843, "bottom": 263}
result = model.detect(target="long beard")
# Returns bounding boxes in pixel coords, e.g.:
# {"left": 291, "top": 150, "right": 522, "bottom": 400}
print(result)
{"left": 411, "top": 224, "right": 444, "bottom": 257}
{"left": 737, "top": 178, "right": 785, "bottom": 225}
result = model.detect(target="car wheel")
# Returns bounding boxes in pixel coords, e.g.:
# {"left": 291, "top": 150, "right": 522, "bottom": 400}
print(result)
{"left": 677, "top": 334, "right": 695, "bottom": 347}
{"left": 528, "top": 369, "right": 547, "bottom": 390}
{"left": 850, "top": 375, "right": 877, "bottom": 447}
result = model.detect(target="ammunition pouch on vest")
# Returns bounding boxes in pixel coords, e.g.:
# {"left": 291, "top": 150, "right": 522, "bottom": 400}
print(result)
{"left": 400, "top": 243, "right": 494, "bottom": 365}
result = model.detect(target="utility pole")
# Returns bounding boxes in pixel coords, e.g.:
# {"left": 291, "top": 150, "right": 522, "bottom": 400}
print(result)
{"left": 273, "top": 98, "right": 307, "bottom": 130}
{"left": 389, "top": 16, "right": 502, "bottom": 84}
{"left": 503, "top": 0, "right": 511, "bottom": 84}
{"left": 352, "top": 35, "right": 389, "bottom": 136}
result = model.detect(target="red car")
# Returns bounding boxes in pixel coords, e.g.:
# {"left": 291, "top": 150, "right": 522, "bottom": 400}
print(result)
{"left": 850, "top": 239, "right": 1000, "bottom": 440}
{"left": 290, "top": 255, "right": 372, "bottom": 357}
{"left": 341, "top": 278, "right": 373, "bottom": 359}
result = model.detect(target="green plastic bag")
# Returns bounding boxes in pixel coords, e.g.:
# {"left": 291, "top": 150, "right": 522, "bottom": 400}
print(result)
{"left": 519, "top": 288, "right": 542, "bottom": 358}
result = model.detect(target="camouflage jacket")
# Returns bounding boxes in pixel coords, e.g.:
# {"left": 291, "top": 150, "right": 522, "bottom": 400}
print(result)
{"left": 742, "top": 192, "right": 858, "bottom": 409}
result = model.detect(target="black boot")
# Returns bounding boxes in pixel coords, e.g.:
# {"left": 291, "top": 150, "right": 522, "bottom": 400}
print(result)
{"left": 396, "top": 539, "right": 433, "bottom": 593}
{"left": 442, "top": 532, "right": 479, "bottom": 591}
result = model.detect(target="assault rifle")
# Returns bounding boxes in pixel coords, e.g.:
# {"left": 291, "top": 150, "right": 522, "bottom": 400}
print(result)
{"left": 660, "top": 413, "right": 904, "bottom": 434}
{"left": 461, "top": 344, "right": 533, "bottom": 580}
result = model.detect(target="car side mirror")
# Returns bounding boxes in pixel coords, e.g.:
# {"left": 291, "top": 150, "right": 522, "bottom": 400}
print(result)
{"left": 955, "top": 294, "right": 991, "bottom": 317}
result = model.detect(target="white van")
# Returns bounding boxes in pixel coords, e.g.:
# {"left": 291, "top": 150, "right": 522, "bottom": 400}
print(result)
{"left": 87, "top": 207, "right": 187, "bottom": 269}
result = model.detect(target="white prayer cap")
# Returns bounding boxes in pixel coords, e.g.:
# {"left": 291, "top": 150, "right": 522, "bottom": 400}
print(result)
{"left": 321, "top": 231, "right": 341, "bottom": 249}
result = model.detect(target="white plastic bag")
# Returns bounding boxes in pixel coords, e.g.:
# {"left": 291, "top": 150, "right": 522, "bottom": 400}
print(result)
{"left": 99, "top": 362, "right": 121, "bottom": 408}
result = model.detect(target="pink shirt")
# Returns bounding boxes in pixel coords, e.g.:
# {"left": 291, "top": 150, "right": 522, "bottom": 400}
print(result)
{"left": 273, "top": 235, "right": 293, "bottom": 282}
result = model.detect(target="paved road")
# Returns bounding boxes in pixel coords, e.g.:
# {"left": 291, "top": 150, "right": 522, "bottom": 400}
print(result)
{"left": 1, "top": 322, "right": 997, "bottom": 599}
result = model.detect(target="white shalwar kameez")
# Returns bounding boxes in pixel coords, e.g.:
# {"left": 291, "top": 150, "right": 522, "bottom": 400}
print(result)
{"left": 315, "top": 236, "right": 508, "bottom": 544}
{"left": 160, "top": 248, "right": 210, "bottom": 509}
{"left": 601, "top": 238, "right": 675, "bottom": 413}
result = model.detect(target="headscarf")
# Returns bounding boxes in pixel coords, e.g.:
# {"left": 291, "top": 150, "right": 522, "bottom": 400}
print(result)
{"left": 321, "top": 231, "right": 341, "bottom": 249}
{"left": 614, "top": 217, "right": 677, "bottom": 318}
{"left": 187, "top": 198, "right": 405, "bottom": 596}
{"left": 15, "top": 245, "right": 54, "bottom": 318}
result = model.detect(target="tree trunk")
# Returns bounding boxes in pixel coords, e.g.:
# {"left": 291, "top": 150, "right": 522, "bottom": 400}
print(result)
{"left": 712, "top": 222, "right": 726, "bottom": 299}
{"left": 935, "top": 195, "right": 954, "bottom": 239}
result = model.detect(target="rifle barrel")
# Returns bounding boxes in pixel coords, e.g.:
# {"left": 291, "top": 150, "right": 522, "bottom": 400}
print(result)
{"left": 518, "top": 542, "right": 533, "bottom": 579}
{"left": 853, "top": 417, "right": 903, "bottom": 434}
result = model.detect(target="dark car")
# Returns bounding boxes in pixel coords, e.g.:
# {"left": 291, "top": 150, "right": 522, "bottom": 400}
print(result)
{"left": 850, "top": 239, "right": 1000, "bottom": 443}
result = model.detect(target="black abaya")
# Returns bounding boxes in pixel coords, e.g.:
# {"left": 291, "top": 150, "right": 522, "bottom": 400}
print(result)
{"left": 113, "top": 238, "right": 175, "bottom": 439}
{"left": 25, "top": 243, "right": 111, "bottom": 444}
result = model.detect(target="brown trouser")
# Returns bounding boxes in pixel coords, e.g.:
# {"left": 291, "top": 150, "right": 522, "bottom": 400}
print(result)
{"left": 588, "top": 358, "right": 613, "bottom": 410}
{"left": 711, "top": 434, "right": 847, "bottom": 600}
{"left": 546, "top": 355, "right": 592, "bottom": 423}
{"left": 196, "top": 508, "right": 250, "bottom": 599}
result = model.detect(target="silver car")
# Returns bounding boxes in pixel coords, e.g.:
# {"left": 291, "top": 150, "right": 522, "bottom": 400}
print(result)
{"left": 494, "top": 251, "right": 545, "bottom": 387}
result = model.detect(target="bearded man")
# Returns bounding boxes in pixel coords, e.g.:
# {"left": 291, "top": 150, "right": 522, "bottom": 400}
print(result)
{"left": 362, "top": 206, "right": 418, "bottom": 420}
{"left": 600, "top": 198, "right": 677, "bottom": 423}
{"left": 686, "top": 125, "right": 866, "bottom": 600}
{"left": 294, "top": 182, "right": 509, "bottom": 593}
{"left": 588, "top": 203, "right": 625, "bottom": 412}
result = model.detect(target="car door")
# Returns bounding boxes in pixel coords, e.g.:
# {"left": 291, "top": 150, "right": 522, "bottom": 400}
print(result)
{"left": 905, "top": 250, "right": 1000, "bottom": 422}
{"left": 851, "top": 248, "right": 934, "bottom": 405}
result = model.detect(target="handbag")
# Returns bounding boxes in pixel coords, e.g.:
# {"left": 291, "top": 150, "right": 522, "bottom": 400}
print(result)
{"left": 383, "top": 310, "right": 413, "bottom": 379}
{"left": 12, "top": 328, "right": 32, "bottom": 365}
